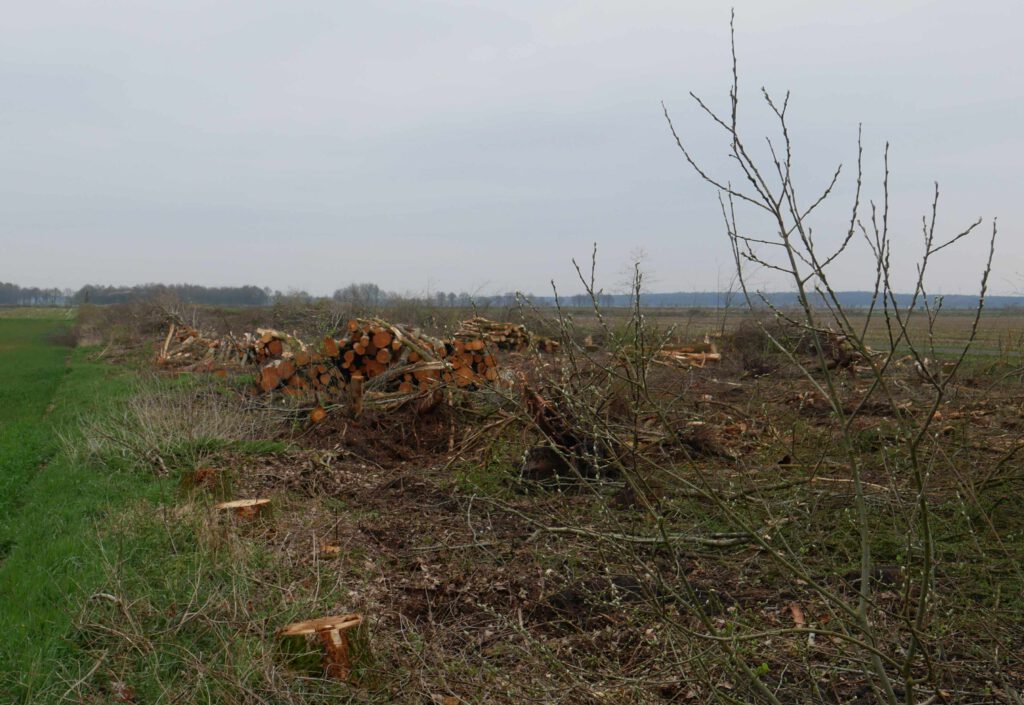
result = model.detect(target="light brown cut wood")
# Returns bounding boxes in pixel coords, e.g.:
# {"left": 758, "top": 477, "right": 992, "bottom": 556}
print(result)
{"left": 454, "top": 366, "right": 475, "bottom": 386}
{"left": 215, "top": 498, "right": 270, "bottom": 519}
{"left": 259, "top": 365, "right": 281, "bottom": 392}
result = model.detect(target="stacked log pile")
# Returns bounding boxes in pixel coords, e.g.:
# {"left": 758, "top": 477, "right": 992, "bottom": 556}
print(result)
{"left": 254, "top": 318, "right": 498, "bottom": 400}
{"left": 240, "top": 329, "right": 306, "bottom": 365}
{"left": 456, "top": 317, "right": 531, "bottom": 351}
{"left": 456, "top": 316, "right": 560, "bottom": 354}
{"left": 157, "top": 317, "right": 564, "bottom": 406}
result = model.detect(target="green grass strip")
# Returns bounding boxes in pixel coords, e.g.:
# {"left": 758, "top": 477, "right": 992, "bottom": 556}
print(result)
{"left": 0, "top": 319, "right": 169, "bottom": 701}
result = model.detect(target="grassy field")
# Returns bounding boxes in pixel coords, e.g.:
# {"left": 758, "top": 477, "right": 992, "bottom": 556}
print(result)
{"left": 0, "top": 307, "right": 75, "bottom": 320}
{"left": 0, "top": 316, "right": 171, "bottom": 700}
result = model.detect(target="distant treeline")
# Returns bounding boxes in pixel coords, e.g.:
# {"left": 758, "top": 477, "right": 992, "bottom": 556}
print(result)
{"left": 0, "top": 282, "right": 270, "bottom": 306}
{"left": 3, "top": 281, "right": 1023, "bottom": 310}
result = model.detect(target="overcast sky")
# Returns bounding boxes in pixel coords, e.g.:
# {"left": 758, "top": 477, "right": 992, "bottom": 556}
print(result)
{"left": 1, "top": 1, "right": 1020, "bottom": 296}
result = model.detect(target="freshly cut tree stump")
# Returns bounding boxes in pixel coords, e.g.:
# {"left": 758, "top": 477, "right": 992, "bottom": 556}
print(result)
{"left": 214, "top": 498, "right": 270, "bottom": 519}
{"left": 278, "top": 614, "right": 370, "bottom": 681}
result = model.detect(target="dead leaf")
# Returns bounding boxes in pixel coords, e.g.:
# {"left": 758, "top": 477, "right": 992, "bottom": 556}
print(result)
{"left": 789, "top": 602, "right": 805, "bottom": 628}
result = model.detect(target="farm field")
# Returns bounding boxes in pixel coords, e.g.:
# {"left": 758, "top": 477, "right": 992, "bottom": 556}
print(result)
{"left": 1, "top": 304, "right": 1022, "bottom": 704}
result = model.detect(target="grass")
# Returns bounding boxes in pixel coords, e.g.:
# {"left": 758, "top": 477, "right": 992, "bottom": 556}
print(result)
{"left": 0, "top": 316, "right": 301, "bottom": 702}
{"left": 0, "top": 317, "right": 173, "bottom": 701}
{"left": 0, "top": 307, "right": 74, "bottom": 320}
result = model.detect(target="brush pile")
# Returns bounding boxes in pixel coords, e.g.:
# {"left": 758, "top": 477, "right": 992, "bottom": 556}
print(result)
{"left": 156, "top": 325, "right": 242, "bottom": 370}
{"left": 156, "top": 325, "right": 303, "bottom": 370}
{"left": 651, "top": 345, "right": 721, "bottom": 368}
{"left": 618, "top": 340, "right": 722, "bottom": 369}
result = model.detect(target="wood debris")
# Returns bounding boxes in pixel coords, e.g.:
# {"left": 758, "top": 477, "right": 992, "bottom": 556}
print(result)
{"left": 620, "top": 339, "right": 722, "bottom": 368}
{"left": 455, "top": 317, "right": 532, "bottom": 351}
{"left": 215, "top": 498, "right": 271, "bottom": 519}
{"left": 254, "top": 318, "right": 498, "bottom": 403}
{"left": 155, "top": 316, "right": 561, "bottom": 409}
{"left": 155, "top": 324, "right": 302, "bottom": 370}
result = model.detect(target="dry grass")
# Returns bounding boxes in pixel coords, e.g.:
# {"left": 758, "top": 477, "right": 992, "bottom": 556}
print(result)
{"left": 64, "top": 375, "right": 279, "bottom": 477}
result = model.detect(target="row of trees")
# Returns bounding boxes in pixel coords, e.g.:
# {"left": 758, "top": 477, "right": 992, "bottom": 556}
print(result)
{"left": 0, "top": 283, "right": 70, "bottom": 306}
{"left": 3, "top": 280, "right": 620, "bottom": 309}
{"left": 0, "top": 282, "right": 273, "bottom": 307}
{"left": 74, "top": 284, "right": 271, "bottom": 306}
{"left": 329, "top": 285, "right": 616, "bottom": 309}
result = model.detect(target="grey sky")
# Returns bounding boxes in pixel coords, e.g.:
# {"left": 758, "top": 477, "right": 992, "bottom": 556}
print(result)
{"left": 1, "top": 1, "right": 1020, "bottom": 296}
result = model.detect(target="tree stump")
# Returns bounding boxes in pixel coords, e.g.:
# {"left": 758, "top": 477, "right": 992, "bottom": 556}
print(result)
{"left": 214, "top": 498, "right": 270, "bottom": 519}
{"left": 277, "top": 614, "right": 371, "bottom": 682}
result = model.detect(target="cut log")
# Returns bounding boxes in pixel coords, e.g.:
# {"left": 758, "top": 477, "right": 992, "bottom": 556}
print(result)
{"left": 259, "top": 365, "right": 281, "bottom": 392}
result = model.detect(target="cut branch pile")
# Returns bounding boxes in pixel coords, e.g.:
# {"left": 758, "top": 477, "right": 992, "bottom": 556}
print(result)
{"left": 156, "top": 324, "right": 306, "bottom": 371}
{"left": 620, "top": 341, "right": 722, "bottom": 369}
{"left": 652, "top": 346, "right": 722, "bottom": 368}
{"left": 156, "top": 324, "right": 239, "bottom": 370}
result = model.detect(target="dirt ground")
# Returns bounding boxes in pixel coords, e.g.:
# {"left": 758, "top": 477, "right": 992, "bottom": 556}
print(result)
{"left": 177, "top": 340, "right": 1024, "bottom": 704}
